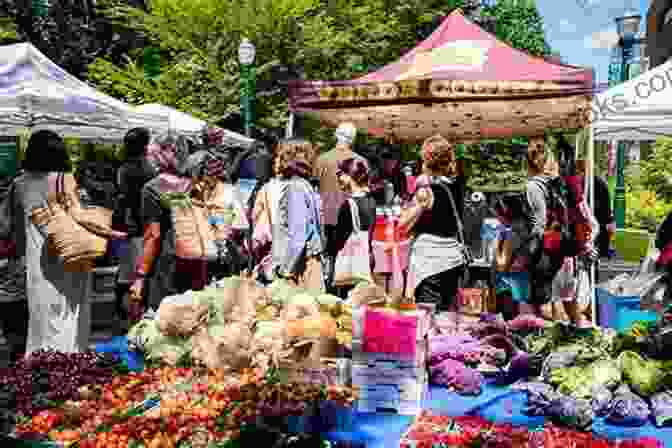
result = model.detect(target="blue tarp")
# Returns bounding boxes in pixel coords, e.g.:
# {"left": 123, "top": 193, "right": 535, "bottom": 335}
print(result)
{"left": 93, "top": 338, "right": 672, "bottom": 447}
{"left": 327, "top": 383, "right": 672, "bottom": 448}
{"left": 95, "top": 335, "right": 144, "bottom": 372}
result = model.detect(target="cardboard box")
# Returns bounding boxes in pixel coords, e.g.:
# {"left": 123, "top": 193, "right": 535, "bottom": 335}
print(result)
{"left": 351, "top": 337, "right": 428, "bottom": 367}
{"left": 354, "top": 376, "right": 427, "bottom": 401}
{"left": 355, "top": 381, "right": 427, "bottom": 415}
{"left": 352, "top": 305, "right": 433, "bottom": 343}
{"left": 351, "top": 362, "right": 427, "bottom": 385}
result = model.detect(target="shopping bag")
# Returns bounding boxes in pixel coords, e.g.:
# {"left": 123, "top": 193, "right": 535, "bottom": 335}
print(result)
{"left": 162, "top": 192, "right": 218, "bottom": 261}
{"left": 642, "top": 238, "right": 662, "bottom": 274}
{"left": 551, "top": 257, "right": 577, "bottom": 302}
{"left": 333, "top": 199, "right": 373, "bottom": 286}
{"left": 32, "top": 173, "right": 108, "bottom": 271}
{"left": 576, "top": 267, "right": 591, "bottom": 308}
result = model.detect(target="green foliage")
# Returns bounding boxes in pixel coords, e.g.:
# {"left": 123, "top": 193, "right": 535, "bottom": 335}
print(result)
{"left": 464, "top": 141, "right": 527, "bottom": 190}
{"left": 625, "top": 189, "right": 672, "bottom": 233}
{"left": 0, "top": 18, "right": 19, "bottom": 45}
{"left": 625, "top": 137, "right": 672, "bottom": 231}
{"left": 640, "top": 137, "right": 672, "bottom": 201}
{"left": 87, "top": 0, "right": 552, "bottom": 189}
{"left": 482, "top": 0, "right": 551, "bottom": 57}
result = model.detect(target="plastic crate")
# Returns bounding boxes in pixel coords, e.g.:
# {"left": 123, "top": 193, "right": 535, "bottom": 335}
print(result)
{"left": 597, "top": 288, "right": 658, "bottom": 332}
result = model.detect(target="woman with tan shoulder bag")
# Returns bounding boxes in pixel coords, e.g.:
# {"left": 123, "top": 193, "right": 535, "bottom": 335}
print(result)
{"left": 12, "top": 130, "right": 127, "bottom": 355}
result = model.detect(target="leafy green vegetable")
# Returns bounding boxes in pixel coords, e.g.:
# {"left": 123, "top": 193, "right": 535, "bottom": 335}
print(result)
{"left": 267, "top": 279, "right": 302, "bottom": 305}
{"left": 550, "top": 359, "right": 622, "bottom": 399}
{"left": 618, "top": 351, "right": 666, "bottom": 397}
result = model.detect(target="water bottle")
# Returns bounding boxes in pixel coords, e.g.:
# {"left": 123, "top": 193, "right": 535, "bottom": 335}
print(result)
{"left": 480, "top": 218, "right": 500, "bottom": 262}
{"left": 384, "top": 181, "right": 395, "bottom": 206}
{"left": 401, "top": 165, "right": 415, "bottom": 195}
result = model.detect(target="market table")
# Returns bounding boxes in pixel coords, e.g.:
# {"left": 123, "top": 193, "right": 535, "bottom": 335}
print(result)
{"left": 326, "top": 383, "right": 672, "bottom": 448}
{"left": 94, "top": 337, "right": 672, "bottom": 448}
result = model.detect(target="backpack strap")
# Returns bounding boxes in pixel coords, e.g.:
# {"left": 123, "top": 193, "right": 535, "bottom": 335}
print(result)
{"left": 347, "top": 198, "right": 362, "bottom": 232}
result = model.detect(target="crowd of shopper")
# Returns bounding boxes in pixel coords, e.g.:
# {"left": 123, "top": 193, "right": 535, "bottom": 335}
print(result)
{"left": 0, "top": 121, "right": 626, "bottom": 361}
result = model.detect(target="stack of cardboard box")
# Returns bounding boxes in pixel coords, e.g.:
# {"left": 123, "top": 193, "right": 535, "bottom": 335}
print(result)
{"left": 351, "top": 304, "right": 433, "bottom": 414}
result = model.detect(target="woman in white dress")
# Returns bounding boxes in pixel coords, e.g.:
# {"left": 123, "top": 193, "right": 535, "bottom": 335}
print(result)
{"left": 13, "top": 130, "right": 126, "bottom": 355}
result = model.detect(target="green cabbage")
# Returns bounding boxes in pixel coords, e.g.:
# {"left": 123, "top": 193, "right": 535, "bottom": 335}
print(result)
{"left": 145, "top": 334, "right": 192, "bottom": 366}
{"left": 315, "top": 294, "right": 342, "bottom": 307}
{"left": 254, "top": 321, "right": 283, "bottom": 339}
{"left": 267, "top": 279, "right": 301, "bottom": 305}
{"left": 618, "top": 351, "right": 665, "bottom": 397}
{"left": 588, "top": 359, "right": 622, "bottom": 389}
{"left": 128, "top": 318, "right": 162, "bottom": 351}
{"left": 551, "top": 360, "right": 622, "bottom": 399}
{"left": 208, "top": 324, "right": 228, "bottom": 339}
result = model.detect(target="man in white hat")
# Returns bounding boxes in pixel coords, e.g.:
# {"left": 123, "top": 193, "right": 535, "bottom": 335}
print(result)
{"left": 314, "top": 122, "right": 366, "bottom": 291}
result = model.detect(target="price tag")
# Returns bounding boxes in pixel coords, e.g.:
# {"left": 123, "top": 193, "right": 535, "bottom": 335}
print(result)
{"left": 363, "top": 309, "right": 417, "bottom": 357}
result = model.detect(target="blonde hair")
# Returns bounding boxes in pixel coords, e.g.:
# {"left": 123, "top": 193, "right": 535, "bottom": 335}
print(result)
{"left": 421, "top": 134, "right": 456, "bottom": 176}
{"left": 274, "top": 139, "right": 318, "bottom": 178}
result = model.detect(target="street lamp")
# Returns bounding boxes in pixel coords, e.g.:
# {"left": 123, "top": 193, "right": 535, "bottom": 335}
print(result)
{"left": 612, "top": 10, "right": 643, "bottom": 230}
{"left": 32, "top": 0, "right": 49, "bottom": 17}
{"left": 238, "top": 38, "right": 256, "bottom": 138}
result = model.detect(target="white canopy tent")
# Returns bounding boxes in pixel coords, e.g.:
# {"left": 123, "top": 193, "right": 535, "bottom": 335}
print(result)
{"left": 134, "top": 103, "right": 256, "bottom": 149}
{"left": 134, "top": 104, "right": 206, "bottom": 137}
{"left": 586, "top": 59, "right": 672, "bottom": 325}
{"left": 0, "top": 43, "right": 169, "bottom": 142}
{"left": 593, "top": 59, "right": 672, "bottom": 141}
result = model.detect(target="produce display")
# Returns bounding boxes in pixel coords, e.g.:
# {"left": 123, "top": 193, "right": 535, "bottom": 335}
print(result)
{"left": 427, "top": 313, "right": 672, "bottom": 431}
{"left": 0, "top": 350, "right": 123, "bottom": 434}
{"left": 13, "top": 366, "right": 358, "bottom": 447}
{"left": 2, "top": 275, "right": 357, "bottom": 447}
{"left": 399, "top": 410, "right": 663, "bottom": 448}
{"left": 127, "top": 276, "right": 351, "bottom": 375}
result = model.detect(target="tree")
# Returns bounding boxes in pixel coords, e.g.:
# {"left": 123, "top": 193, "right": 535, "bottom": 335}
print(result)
{"left": 640, "top": 137, "right": 672, "bottom": 201}
{"left": 4, "top": 0, "right": 553, "bottom": 189}
{"left": 0, "top": 0, "right": 145, "bottom": 79}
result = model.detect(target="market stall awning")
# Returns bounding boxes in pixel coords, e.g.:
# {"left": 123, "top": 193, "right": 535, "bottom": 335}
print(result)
{"left": 288, "top": 9, "right": 593, "bottom": 142}
{"left": 0, "top": 43, "right": 169, "bottom": 142}
{"left": 593, "top": 58, "right": 672, "bottom": 141}
{"left": 135, "top": 103, "right": 256, "bottom": 148}
{"left": 135, "top": 104, "right": 207, "bottom": 137}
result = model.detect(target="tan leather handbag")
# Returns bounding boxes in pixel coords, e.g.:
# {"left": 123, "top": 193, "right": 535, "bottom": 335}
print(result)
{"left": 31, "top": 173, "right": 108, "bottom": 272}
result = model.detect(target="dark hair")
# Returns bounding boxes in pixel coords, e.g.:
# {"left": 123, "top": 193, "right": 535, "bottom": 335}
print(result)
{"left": 23, "top": 130, "right": 71, "bottom": 172}
{"left": 337, "top": 157, "right": 370, "bottom": 186}
{"left": 123, "top": 127, "right": 151, "bottom": 158}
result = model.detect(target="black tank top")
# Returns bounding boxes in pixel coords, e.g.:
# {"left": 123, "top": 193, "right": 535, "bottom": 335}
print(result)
{"left": 413, "top": 176, "right": 464, "bottom": 239}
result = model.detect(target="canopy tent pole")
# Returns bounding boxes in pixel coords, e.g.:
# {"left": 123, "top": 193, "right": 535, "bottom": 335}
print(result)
{"left": 286, "top": 112, "right": 295, "bottom": 139}
{"left": 587, "top": 124, "right": 597, "bottom": 326}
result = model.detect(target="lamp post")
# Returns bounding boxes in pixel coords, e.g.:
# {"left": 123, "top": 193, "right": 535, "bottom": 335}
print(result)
{"left": 32, "top": 0, "right": 49, "bottom": 17}
{"left": 238, "top": 38, "right": 256, "bottom": 138}
{"left": 613, "top": 11, "right": 644, "bottom": 229}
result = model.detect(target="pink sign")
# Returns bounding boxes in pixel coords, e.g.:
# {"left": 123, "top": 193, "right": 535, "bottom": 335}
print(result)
{"left": 363, "top": 309, "right": 418, "bottom": 357}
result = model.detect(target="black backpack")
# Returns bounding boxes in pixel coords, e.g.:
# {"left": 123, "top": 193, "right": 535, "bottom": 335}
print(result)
{"left": 530, "top": 176, "right": 580, "bottom": 259}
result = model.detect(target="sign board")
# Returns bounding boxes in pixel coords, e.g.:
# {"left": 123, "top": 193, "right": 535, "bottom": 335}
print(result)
{"left": 363, "top": 308, "right": 418, "bottom": 357}
{"left": 397, "top": 40, "right": 493, "bottom": 80}
{"left": 0, "top": 143, "right": 17, "bottom": 178}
